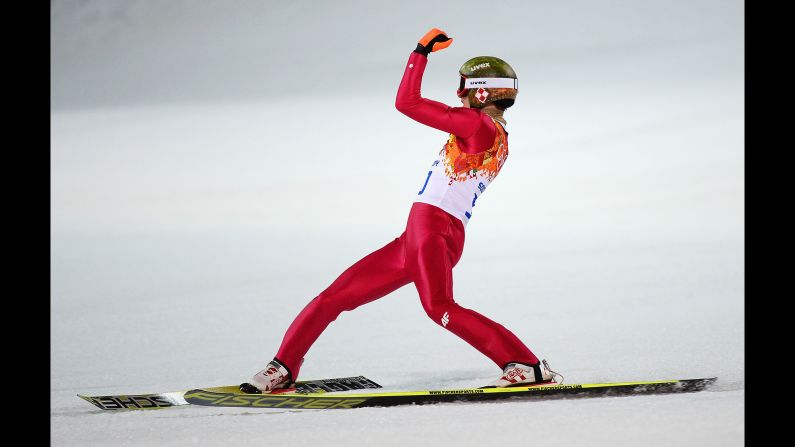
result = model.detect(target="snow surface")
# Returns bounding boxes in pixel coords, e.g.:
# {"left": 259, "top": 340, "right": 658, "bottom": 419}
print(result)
{"left": 51, "top": 1, "right": 743, "bottom": 445}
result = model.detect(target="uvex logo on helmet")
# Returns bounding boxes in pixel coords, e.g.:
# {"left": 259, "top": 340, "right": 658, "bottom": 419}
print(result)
{"left": 470, "top": 62, "right": 491, "bottom": 71}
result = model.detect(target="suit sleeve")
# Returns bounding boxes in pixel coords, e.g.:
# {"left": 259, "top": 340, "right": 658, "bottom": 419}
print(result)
{"left": 395, "top": 52, "right": 496, "bottom": 154}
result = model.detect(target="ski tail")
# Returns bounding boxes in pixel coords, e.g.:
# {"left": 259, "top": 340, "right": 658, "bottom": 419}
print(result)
{"left": 78, "top": 391, "right": 187, "bottom": 411}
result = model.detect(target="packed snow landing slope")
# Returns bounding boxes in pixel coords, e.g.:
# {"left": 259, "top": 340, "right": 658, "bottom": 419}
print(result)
{"left": 52, "top": 93, "right": 742, "bottom": 445}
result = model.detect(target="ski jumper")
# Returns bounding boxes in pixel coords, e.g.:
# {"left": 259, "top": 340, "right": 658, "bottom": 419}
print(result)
{"left": 274, "top": 51, "right": 539, "bottom": 379}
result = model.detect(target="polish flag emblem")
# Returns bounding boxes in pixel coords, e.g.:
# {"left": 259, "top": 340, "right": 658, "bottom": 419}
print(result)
{"left": 475, "top": 88, "right": 489, "bottom": 103}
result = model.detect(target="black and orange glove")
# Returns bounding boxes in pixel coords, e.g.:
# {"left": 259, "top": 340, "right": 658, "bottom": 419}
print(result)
{"left": 414, "top": 28, "right": 452, "bottom": 56}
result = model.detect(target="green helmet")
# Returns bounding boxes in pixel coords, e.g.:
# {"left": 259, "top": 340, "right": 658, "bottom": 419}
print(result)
{"left": 457, "top": 56, "right": 518, "bottom": 109}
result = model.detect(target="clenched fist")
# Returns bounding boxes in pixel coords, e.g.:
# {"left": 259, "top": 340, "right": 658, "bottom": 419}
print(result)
{"left": 414, "top": 28, "right": 452, "bottom": 56}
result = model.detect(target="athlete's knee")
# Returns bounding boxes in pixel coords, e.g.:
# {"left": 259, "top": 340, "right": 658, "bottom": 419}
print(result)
{"left": 422, "top": 301, "right": 457, "bottom": 328}
{"left": 311, "top": 293, "right": 351, "bottom": 319}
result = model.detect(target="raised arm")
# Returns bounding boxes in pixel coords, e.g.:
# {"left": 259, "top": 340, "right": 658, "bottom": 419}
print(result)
{"left": 395, "top": 29, "right": 496, "bottom": 154}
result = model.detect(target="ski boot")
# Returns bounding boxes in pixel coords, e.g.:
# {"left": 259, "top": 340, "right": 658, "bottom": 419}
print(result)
{"left": 240, "top": 358, "right": 293, "bottom": 394}
{"left": 489, "top": 359, "right": 563, "bottom": 387}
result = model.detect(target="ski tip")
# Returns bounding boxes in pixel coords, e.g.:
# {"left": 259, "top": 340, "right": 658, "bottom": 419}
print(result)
{"left": 697, "top": 377, "right": 719, "bottom": 387}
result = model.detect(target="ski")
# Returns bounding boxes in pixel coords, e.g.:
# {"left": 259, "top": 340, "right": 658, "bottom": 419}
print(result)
{"left": 78, "top": 376, "right": 382, "bottom": 411}
{"left": 183, "top": 377, "right": 717, "bottom": 410}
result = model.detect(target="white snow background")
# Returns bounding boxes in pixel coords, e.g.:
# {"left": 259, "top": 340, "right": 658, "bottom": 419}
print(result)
{"left": 51, "top": 0, "right": 744, "bottom": 445}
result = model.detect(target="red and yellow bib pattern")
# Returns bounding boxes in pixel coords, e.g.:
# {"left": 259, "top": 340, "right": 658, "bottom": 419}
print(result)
{"left": 442, "top": 121, "right": 509, "bottom": 183}
{"left": 414, "top": 119, "right": 509, "bottom": 226}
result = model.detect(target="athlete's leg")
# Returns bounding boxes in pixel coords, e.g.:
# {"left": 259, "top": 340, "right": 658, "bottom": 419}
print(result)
{"left": 275, "top": 234, "right": 411, "bottom": 377}
{"left": 406, "top": 203, "right": 539, "bottom": 369}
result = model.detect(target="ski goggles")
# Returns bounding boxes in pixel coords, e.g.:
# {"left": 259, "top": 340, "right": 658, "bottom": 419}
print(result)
{"left": 457, "top": 76, "right": 519, "bottom": 97}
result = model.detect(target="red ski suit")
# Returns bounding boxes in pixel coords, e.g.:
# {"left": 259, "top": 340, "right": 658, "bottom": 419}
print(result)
{"left": 274, "top": 51, "right": 539, "bottom": 379}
